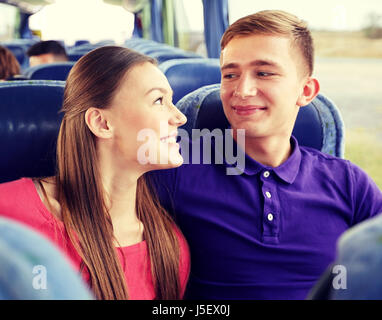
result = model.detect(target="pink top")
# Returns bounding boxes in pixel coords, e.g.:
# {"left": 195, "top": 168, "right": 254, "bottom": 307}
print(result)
{"left": 0, "top": 178, "right": 190, "bottom": 299}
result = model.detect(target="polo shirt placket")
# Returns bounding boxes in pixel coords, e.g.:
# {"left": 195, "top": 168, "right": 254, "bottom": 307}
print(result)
{"left": 260, "top": 169, "right": 280, "bottom": 244}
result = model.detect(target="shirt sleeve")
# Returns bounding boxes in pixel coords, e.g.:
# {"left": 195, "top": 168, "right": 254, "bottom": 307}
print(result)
{"left": 348, "top": 161, "right": 382, "bottom": 225}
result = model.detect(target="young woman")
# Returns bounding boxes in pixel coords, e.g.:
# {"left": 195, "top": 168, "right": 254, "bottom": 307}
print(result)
{"left": 0, "top": 46, "right": 189, "bottom": 300}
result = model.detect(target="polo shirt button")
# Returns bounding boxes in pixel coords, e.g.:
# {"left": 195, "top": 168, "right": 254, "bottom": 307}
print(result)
{"left": 263, "top": 171, "right": 270, "bottom": 178}
{"left": 267, "top": 213, "right": 274, "bottom": 221}
{"left": 265, "top": 191, "right": 271, "bottom": 198}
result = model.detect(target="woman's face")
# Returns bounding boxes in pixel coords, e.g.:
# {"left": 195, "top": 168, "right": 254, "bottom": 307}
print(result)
{"left": 104, "top": 62, "right": 187, "bottom": 172}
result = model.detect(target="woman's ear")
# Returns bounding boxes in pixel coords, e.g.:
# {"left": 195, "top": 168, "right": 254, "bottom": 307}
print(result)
{"left": 84, "top": 108, "right": 113, "bottom": 139}
{"left": 297, "top": 77, "right": 320, "bottom": 107}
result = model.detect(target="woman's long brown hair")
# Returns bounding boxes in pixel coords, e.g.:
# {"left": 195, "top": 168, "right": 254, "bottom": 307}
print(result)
{"left": 54, "top": 46, "right": 181, "bottom": 299}
{"left": 0, "top": 46, "right": 20, "bottom": 80}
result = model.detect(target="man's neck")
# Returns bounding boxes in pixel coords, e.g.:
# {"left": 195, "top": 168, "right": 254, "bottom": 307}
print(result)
{"left": 234, "top": 132, "right": 292, "bottom": 168}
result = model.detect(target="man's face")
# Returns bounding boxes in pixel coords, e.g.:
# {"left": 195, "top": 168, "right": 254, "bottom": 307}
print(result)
{"left": 29, "top": 53, "right": 60, "bottom": 67}
{"left": 220, "top": 34, "right": 308, "bottom": 141}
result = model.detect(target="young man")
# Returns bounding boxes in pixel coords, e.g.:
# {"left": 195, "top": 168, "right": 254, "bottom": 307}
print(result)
{"left": 27, "top": 40, "right": 68, "bottom": 67}
{"left": 150, "top": 10, "right": 382, "bottom": 299}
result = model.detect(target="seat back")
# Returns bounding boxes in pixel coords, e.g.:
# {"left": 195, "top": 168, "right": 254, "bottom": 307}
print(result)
{"left": 160, "top": 58, "right": 221, "bottom": 104}
{"left": 74, "top": 40, "right": 90, "bottom": 47}
{"left": 68, "top": 53, "right": 84, "bottom": 62}
{"left": 0, "top": 80, "right": 65, "bottom": 183}
{"left": 149, "top": 49, "right": 202, "bottom": 64}
{"left": 1, "top": 44, "right": 29, "bottom": 70}
{"left": 176, "top": 84, "right": 345, "bottom": 158}
{"left": 24, "top": 62, "right": 75, "bottom": 81}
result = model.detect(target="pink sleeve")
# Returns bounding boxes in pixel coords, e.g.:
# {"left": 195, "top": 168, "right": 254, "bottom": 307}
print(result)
{"left": 0, "top": 178, "right": 56, "bottom": 234}
{"left": 0, "top": 179, "right": 37, "bottom": 223}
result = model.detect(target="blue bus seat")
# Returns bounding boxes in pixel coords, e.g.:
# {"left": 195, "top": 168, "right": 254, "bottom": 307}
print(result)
{"left": 68, "top": 53, "right": 84, "bottom": 62}
{"left": 94, "top": 39, "right": 115, "bottom": 46}
{"left": 24, "top": 62, "right": 75, "bottom": 81}
{"left": 0, "top": 44, "right": 29, "bottom": 70}
{"left": 1, "top": 39, "right": 38, "bottom": 47}
{"left": 125, "top": 39, "right": 162, "bottom": 52}
{"left": 150, "top": 50, "right": 202, "bottom": 64}
{"left": 159, "top": 58, "right": 221, "bottom": 104}
{"left": 176, "top": 84, "right": 345, "bottom": 158}
{"left": 74, "top": 40, "right": 90, "bottom": 47}
{"left": 139, "top": 45, "right": 180, "bottom": 55}
{"left": 0, "top": 80, "right": 65, "bottom": 183}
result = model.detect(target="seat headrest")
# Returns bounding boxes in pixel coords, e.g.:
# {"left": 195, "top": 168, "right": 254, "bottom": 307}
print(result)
{"left": 24, "top": 62, "right": 75, "bottom": 81}
{"left": 0, "top": 80, "right": 65, "bottom": 183}
{"left": 149, "top": 50, "right": 202, "bottom": 64}
{"left": 176, "top": 84, "right": 345, "bottom": 158}
{"left": 1, "top": 44, "right": 29, "bottom": 69}
{"left": 160, "top": 58, "right": 221, "bottom": 104}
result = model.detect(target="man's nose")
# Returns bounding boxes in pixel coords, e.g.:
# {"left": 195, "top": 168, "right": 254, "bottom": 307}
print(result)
{"left": 234, "top": 74, "right": 257, "bottom": 98}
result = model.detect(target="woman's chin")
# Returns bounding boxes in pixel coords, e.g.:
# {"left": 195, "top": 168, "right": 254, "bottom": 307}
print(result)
{"left": 165, "top": 150, "right": 185, "bottom": 168}
{"left": 159, "top": 153, "right": 184, "bottom": 169}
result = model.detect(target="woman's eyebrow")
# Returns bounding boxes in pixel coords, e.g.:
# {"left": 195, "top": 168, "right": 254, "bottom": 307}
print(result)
{"left": 145, "top": 87, "right": 173, "bottom": 96}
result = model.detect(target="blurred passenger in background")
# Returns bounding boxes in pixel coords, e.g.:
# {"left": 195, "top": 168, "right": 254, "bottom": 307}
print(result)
{"left": 0, "top": 46, "right": 21, "bottom": 81}
{"left": 27, "top": 40, "right": 68, "bottom": 67}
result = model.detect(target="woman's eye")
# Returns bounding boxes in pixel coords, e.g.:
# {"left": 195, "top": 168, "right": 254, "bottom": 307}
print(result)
{"left": 154, "top": 97, "right": 164, "bottom": 105}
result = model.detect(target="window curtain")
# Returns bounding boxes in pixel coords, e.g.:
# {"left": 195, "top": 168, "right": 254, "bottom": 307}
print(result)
{"left": 202, "top": 0, "right": 229, "bottom": 58}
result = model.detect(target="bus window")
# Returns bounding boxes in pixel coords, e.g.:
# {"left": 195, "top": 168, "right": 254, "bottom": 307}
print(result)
{"left": 0, "top": 3, "right": 19, "bottom": 41}
{"left": 28, "top": 0, "right": 134, "bottom": 46}
{"left": 173, "top": 0, "right": 205, "bottom": 56}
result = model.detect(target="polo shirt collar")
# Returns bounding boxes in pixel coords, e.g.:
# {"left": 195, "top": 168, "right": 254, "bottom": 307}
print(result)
{"left": 224, "top": 135, "right": 301, "bottom": 184}
{"left": 272, "top": 136, "right": 301, "bottom": 184}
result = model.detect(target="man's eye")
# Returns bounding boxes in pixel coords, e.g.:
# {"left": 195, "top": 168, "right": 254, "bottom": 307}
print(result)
{"left": 223, "top": 72, "right": 238, "bottom": 79}
{"left": 154, "top": 97, "right": 164, "bottom": 105}
{"left": 257, "top": 72, "right": 274, "bottom": 77}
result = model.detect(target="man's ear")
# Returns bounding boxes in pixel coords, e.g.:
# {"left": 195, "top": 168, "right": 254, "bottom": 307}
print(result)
{"left": 84, "top": 108, "right": 113, "bottom": 139}
{"left": 297, "top": 77, "right": 320, "bottom": 107}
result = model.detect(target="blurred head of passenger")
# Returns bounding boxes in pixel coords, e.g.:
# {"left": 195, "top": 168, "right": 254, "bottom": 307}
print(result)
{"left": 27, "top": 40, "right": 68, "bottom": 67}
{"left": 0, "top": 46, "right": 21, "bottom": 80}
{"left": 219, "top": 10, "right": 319, "bottom": 149}
{"left": 53, "top": 46, "right": 186, "bottom": 299}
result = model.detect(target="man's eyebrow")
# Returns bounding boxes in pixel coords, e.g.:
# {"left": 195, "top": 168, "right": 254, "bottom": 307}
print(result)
{"left": 221, "top": 59, "right": 282, "bottom": 71}
{"left": 145, "top": 87, "right": 173, "bottom": 96}
{"left": 250, "top": 59, "right": 281, "bottom": 68}
{"left": 221, "top": 63, "right": 239, "bottom": 71}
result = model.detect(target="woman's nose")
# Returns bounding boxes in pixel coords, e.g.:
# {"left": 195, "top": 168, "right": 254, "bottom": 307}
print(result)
{"left": 169, "top": 104, "right": 187, "bottom": 126}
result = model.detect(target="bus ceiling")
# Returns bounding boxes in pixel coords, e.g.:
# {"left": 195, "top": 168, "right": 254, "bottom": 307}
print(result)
{"left": 0, "top": 0, "right": 54, "bottom": 14}
{"left": 0, "top": 0, "right": 229, "bottom": 58}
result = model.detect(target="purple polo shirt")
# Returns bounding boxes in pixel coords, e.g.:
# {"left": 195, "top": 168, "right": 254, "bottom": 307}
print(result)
{"left": 149, "top": 136, "right": 382, "bottom": 300}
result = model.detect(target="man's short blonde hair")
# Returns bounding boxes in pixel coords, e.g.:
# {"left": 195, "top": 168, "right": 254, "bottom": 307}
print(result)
{"left": 221, "top": 10, "right": 314, "bottom": 76}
